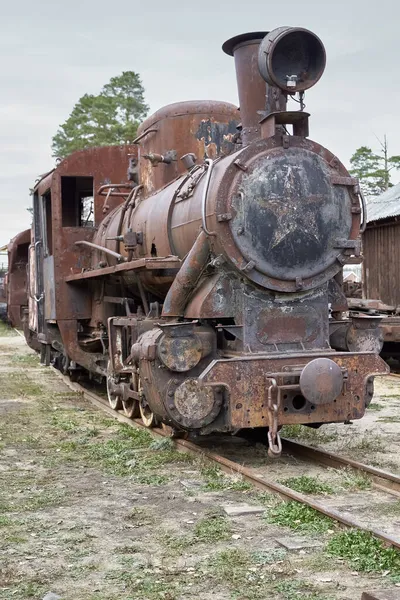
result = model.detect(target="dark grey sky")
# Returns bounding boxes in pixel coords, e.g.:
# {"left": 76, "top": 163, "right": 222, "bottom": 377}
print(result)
{"left": 1, "top": 0, "right": 398, "bottom": 243}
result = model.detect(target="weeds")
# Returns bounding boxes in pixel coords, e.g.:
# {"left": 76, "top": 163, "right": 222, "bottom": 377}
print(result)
{"left": 327, "top": 529, "right": 400, "bottom": 574}
{"left": 0, "top": 322, "right": 18, "bottom": 337}
{"left": 281, "top": 475, "right": 334, "bottom": 495}
{"left": 265, "top": 501, "right": 333, "bottom": 533}
{"left": 274, "top": 579, "right": 331, "bottom": 600}
{"left": 378, "top": 416, "right": 400, "bottom": 423}
{"left": 12, "top": 353, "right": 40, "bottom": 367}
{"left": 0, "top": 372, "right": 43, "bottom": 399}
{"left": 344, "top": 432, "right": 385, "bottom": 453}
{"left": 338, "top": 467, "right": 371, "bottom": 491}
{"left": 201, "top": 463, "right": 251, "bottom": 491}
{"left": 194, "top": 508, "right": 232, "bottom": 542}
{"left": 280, "top": 424, "right": 337, "bottom": 444}
{"left": 208, "top": 548, "right": 269, "bottom": 599}
{"left": 367, "top": 402, "right": 384, "bottom": 411}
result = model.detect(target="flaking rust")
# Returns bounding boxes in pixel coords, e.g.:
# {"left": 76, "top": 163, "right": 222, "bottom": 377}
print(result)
{"left": 9, "top": 25, "right": 388, "bottom": 455}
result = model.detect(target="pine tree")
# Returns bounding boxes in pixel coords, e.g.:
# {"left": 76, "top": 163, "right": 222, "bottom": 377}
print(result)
{"left": 350, "top": 136, "right": 400, "bottom": 197}
{"left": 52, "top": 72, "right": 149, "bottom": 158}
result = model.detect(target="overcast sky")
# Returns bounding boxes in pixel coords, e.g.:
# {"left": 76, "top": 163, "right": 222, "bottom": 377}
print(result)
{"left": 1, "top": 0, "right": 399, "bottom": 245}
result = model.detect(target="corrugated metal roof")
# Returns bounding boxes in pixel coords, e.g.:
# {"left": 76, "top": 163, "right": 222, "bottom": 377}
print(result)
{"left": 366, "top": 182, "right": 400, "bottom": 222}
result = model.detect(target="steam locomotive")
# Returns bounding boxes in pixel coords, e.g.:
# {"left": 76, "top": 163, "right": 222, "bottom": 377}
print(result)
{"left": 23, "top": 26, "right": 388, "bottom": 456}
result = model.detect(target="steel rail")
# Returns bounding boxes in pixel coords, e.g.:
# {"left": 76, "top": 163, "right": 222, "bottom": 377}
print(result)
{"left": 282, "top": 438, "right": 400, "bottom": 498}
{"left": 54, "top": 369, "right": 400, "bottom": 550}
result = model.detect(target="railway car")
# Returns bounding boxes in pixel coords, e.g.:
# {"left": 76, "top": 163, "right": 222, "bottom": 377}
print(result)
{"left": 26, "top": 26, "right": 388, "bottom": 456}
{"left": 347, "top": 188, "right": 400, "bottom": 361}
{"left": 3, "top": 229, "right": 30, "bottom": 328}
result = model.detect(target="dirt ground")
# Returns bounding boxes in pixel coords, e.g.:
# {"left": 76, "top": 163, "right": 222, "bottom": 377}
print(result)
{"left": 0, "top": 327, "right": 399, "bottom": 600}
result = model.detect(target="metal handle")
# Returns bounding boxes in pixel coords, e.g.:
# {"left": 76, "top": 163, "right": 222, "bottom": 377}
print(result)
{"left": 358, "top": 189, "right": 367, "bottom": 233}
{"left": 132, "top": 128, "right": 158, "bottom": 145}
{"left": 201, "top": 159, "right": 216, "bottom": 236}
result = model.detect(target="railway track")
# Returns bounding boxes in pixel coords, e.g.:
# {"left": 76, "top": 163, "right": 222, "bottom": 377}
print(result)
{"left": 54, "top": 368, "right": 400, "bottom": 551}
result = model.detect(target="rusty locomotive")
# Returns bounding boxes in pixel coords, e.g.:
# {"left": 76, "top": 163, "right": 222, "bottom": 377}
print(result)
{"left": 0, "top": 229, "right": 30, "bottom": 328}
{"left": 23, "top": 26, "right": 388, "bottom": 456}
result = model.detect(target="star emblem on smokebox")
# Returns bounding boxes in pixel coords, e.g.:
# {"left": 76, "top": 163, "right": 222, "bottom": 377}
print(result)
{"left": 265, "top": 166, "right": 323, "bottom": 251}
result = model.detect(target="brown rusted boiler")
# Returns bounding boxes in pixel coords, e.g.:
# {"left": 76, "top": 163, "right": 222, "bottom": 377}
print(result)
{"left": 27, "top": 27, "right": 388, "bottom": 456}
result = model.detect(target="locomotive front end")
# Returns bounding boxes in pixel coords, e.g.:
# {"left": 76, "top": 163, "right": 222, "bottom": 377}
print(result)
{"left": 101, "top": 26, "right": 388, "bottom": 453}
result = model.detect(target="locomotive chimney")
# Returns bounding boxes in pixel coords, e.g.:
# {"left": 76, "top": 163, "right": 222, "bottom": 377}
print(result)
{"left": 222, "top": 32, "right": 286, "bottom": 145}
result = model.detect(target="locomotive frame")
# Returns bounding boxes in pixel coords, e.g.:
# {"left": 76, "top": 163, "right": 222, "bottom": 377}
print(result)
{"left": 23, "top": 26, "right": 388, "bottom": 456}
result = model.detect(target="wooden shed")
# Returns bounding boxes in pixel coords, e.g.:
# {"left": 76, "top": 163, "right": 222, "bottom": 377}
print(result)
{"left": 363, "top": 183, "right": 400, "bottom": 306}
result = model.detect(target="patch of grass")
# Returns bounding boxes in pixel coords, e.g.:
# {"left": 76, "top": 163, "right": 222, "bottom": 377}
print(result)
{"left": 265, "top": 501, "right": 333, "bottom": 533}
{"left": 149, "top": 437, "right": 174, "bottom": 451}
{"left": 338, "top": 467, "right": 371, "bottom": 491}
{"left": 0, "top": 515, "right": 13, "bottom": 526}
{"left": 107, "top": 568, "right": 184, "bottom": 599}
{"left": 210, "top": 548, "right": 252, "bottom": 585}
{"left": 0, "top": 581, "right": 48, "bottom": 600}
{"left": 201, "top": 464, "right": 252, "bottom": 492}
{"left": 19, "top": 488, "right": 66, "bottom": 511}
{"left": 345, "top": 432, "right": 385, "bottom": 453}
{"left": 280, "top": 424, "right": 337, "bottom": 444}
{"left": 194, "top": 509, "right": 232, "bottom": 542}
{"left": 50, "top": 411, "right": 80, "bottom": 432}
{"left": 252, "top": 548, "right": 287, "bottom": 564}
{"left": 0, "top": 322, "right": 18, "bottom": 337}
{"left": 375, "top": 500, "right": 400, "bottom": 516}
{"left": 367, "top": 402, "right": 384, "bottom": 411}
{"left": 378, "top": 416, "right": 400, "bottom": 423}
{"left": 274, "top": 579, "right": 331, "bottom": 600}
{"left": 126, "top": 506, "right": 155, "bottom": 526}
{"left": 114, "top": 544, "right": 141, "bottom": 554}
{"left": 0, "top": 372, "right": 44, "bottom": 399}
{"left": 13, "top": 353, "right": 40, "bottom": 367}
{"left": 55, "top": 420, "right": 194, "bottom": 482}
{"left": 161, "top": 531, "right": 192, "bottom": 552}
{"left": 326, "top": 529, "right": 400, "bottom": 574}
{"left": 117, "top": 424, "right": 153, "bottom": 446}
{"left": 281, "top": 475, "right": 334, "bottom": 495}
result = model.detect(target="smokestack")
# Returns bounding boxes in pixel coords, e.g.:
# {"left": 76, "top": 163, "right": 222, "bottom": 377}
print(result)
{"left": 222, "top": 32, "right": 286, "bottom": 146}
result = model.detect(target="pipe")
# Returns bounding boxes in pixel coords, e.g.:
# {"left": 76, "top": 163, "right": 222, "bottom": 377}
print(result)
{"left": 116, "top": 185, "right": 143, "bottom": 254}
{"left": 74, "top": 241, "right": 126, "bottom": 263}
{"left": 201, "top": 159, "right": 217, "bottom": 236}
{"left": 162, "top": 231, "right": 210, "bottom": 317}
{"left": 222, "top": 32, "right": 287, "bottom": 144}
{"left": 222, "top": 32, "right": 267, "bottom": 145}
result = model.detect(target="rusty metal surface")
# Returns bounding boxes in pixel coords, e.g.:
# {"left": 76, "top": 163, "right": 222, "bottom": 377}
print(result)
{"left": 363, "top": 219, "right": 400, "bottom": 306}
{"left": 200, "top": 351, "right": 388, "bottom": 429}
{"left": 6, "top": 228, "right": 30, "bottom": 328}
{"left": 222, "top": 33, "right": 269, "bottom": 145}
{"left": 21, "top": 25, "right": 388, "bottom": 445}
{"left": 257, "top": 27, "right": 326, "bottom": 92}
{"left": 162, "top": 231, "right": 209, "bottom": 317}
{"left": 136, "top": 100, "right": 239, "bottom": 195}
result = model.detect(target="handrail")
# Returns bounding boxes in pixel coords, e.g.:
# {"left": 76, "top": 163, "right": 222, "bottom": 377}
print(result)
{"left": 74, "top": 241, "right": 126, "bottom": 263}
{"left": 201, "top": 159, "right": 217, "bottom": 236}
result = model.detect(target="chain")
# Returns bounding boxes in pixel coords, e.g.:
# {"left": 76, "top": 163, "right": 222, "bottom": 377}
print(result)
{"left": 266, "top": 377, "right": 282, "bottom": 458}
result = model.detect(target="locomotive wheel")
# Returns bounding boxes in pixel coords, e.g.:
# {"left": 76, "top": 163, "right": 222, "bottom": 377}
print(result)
{"left": 122, "top": 373, "right": 140, "bottom": 419}
{"left": 136, "top": 376, "right": 156, "bottom": 427}
{"left": 106, "top": 364, "right": 122, "bottom": 411}
{"left": 123, "top": 399, "right": 140, "bottom": 418}
{"left": 139, "top": 401, "right": 155, "bottom": 427}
